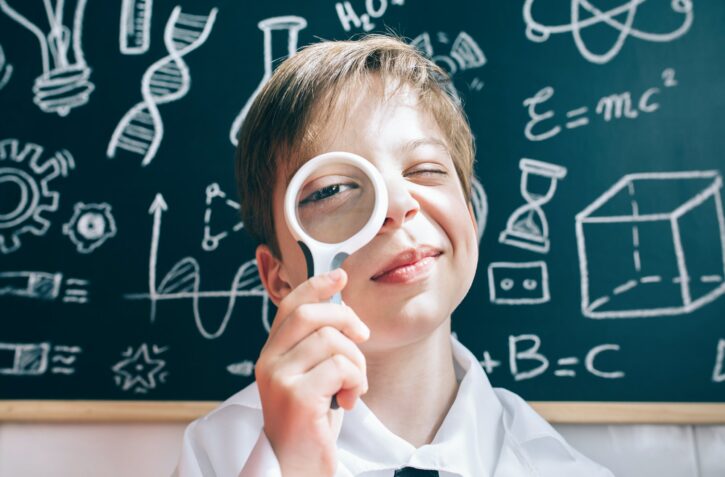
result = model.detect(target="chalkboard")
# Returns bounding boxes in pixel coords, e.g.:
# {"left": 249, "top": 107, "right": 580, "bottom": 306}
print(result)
{"left": 1, "top": 0, "right": 724, "bottom": 422}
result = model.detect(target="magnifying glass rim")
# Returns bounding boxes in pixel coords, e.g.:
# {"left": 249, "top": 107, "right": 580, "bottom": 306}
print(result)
{"left": 284, "top": 151, "right": 388, "bottom": 252}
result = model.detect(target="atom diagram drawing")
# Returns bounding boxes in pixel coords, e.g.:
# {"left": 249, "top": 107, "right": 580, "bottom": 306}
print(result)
{"left": 0, "top": 138, "right": 74, "bottom": 254}
{"left": 63, "top": 202, "right": 117, "bottom": 254}
{"left": 112, "top": 343, "right": 169, "bottom": 394}
{"left": 523, "top": 0, "right": 694, "bottom": 64}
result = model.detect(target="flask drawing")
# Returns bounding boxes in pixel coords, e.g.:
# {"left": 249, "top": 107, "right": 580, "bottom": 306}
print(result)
{"left": 107, "top": 6, "right": 217, "bottom": 166}
{"left": 229, "top": 16, "right": 307, "bottom": 146}
{"left": 0, "top": 0, "right": 94, "bottom": 116}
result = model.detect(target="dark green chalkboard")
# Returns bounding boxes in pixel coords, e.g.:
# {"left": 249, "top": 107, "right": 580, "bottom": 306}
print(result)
{"left": 1, "top": 0, "right": 724, "bottom": 418}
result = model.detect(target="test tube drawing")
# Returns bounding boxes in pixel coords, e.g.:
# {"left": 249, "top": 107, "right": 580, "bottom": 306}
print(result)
{"left": 120, "top": 0, "right": 154, "bottom": 54}
{"left": 0, "top": 271, "right": 89, "bottom": 303}
{"left": 107, "top": 6, "right": 217, "bottom": 166}
{"left": 499, "top": 158, "right": 568, "bottom": 254}
{"left": 0, "top": 0, "right": 94, "bottom": 116}
{"left": 228, "top": 16, "right": 307, "bottom": 146}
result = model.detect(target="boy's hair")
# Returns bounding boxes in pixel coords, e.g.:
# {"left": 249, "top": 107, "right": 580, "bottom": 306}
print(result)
{"left": 235, "top": 34, "right": 476, "bottom": 258}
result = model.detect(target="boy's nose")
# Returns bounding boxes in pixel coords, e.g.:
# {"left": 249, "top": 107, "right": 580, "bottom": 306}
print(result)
{"left": 379, "top": 177, "right": 419, "bottom": 231}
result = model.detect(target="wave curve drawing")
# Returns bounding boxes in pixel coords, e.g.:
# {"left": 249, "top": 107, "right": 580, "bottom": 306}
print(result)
{"left": 124, "top": 194, "right": 270, "bottom": 339}
{"left": 107, "top": 6, "right": 217, "bottom": 166}
{"left": 523, "top": 0, "right": 693, "bottom": 64}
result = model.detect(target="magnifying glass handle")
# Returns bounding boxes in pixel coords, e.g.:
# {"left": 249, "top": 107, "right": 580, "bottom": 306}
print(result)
{"left": 299, "top": 241, "right": 350, "bottom": 409}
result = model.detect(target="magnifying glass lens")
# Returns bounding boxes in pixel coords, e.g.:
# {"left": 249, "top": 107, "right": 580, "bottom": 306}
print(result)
{"left": 295, "top": 163, "right": 376, "bottom": 244}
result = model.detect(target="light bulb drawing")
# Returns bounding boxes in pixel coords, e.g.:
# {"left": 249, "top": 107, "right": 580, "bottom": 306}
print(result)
{"left": 228, "top": 16, "right": 307, "bottom": 146}
{"left": 499, "top": 158, "right": 567, "bottom": 254}
{"left": 0, "top": 0, "right": 94, "bottom": 116}
{"left": 107, "top": 6, "right": 217, "bottom": 167}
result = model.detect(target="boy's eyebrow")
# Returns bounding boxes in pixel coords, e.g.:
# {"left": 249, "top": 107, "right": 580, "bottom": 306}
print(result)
{"left": 400, "top": 137, "right": 451, "bottom": 155}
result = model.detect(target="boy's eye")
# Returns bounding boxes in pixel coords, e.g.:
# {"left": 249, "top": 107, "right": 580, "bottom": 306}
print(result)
{"left": 298, "top": 181, "right": 359, "bottom": 207}
{"left": 406, "top": 166, "right": 448, "bottom": 177}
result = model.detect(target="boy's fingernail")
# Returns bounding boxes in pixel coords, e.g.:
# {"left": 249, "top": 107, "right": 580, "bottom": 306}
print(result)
{"left": 359, "top": 323, "right": 370, "bottom": 339}
{"left": 329, "top": 268, "right": 344, "bottom": 282}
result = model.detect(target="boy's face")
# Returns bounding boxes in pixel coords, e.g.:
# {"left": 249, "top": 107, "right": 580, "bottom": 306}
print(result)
{"left": 257, "top": 84, "right": 479, "bottom": 354}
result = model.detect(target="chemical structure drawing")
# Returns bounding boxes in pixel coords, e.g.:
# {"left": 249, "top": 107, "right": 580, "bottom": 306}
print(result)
{"left": 334, "top": 0, "right": 405, "bottom": 32}
{"left": 523, "top": 0, "right": 693, "bottom": 64}
{"left": 0, "top": 138, "right": 74, "bottom": 254}
{"left": 111, "top": 343, "right": 169, "bottom": 394}
{"left": 576, "top": 170, "right": 725, "bottom": 318}
{"left": 228, "top": 16, "right": 307, "bottom": 146}
{"left": 202, "top": 183, "right": 243, "bottom": 252}
{"left": 0, "top": 0, "right": 95, "bottom": 115}
{"left": 63, "top": 202, "right": 117, "bottom": 254}
{"left": 124, "top": 194, "right": 270, "bottom": 339}
{"left": 107, "top": 6, "right": 218, "bottom": 166}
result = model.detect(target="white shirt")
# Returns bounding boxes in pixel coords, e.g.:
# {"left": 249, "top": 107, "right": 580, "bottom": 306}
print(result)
{"left": 174, "top": 337, "right": 614, "bottom": 477}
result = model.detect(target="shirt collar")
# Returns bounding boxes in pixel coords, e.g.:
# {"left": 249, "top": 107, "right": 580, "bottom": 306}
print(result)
{"left": 337, "top": 335, "right": 507, "bottom": 477}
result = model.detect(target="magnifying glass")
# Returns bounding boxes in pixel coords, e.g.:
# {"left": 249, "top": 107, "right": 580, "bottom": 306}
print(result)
{"left": 284, "top": 151, "right": 388, "bottom": 408}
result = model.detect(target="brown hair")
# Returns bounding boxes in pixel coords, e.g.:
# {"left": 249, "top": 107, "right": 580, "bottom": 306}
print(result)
{"left": 235, "top": 33, "right": 476, "bottom": 258}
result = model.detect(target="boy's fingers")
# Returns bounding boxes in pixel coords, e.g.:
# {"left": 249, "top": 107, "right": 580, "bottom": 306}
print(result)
{"left": 302, "top": 354, "right": 367, "bottom": 410}
{"left": 270, "top": 269, "right": 347, "bottom": 336}
{"left": 266, "top": 303, "right": 369, "bottom": 357}
{"left": 278, "top": 325, "right": 367, "bottom": 379}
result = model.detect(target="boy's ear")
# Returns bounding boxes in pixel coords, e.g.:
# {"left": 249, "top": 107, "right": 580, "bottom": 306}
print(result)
{"left": 255, "top": 244, "right": 293, "bottom": 307}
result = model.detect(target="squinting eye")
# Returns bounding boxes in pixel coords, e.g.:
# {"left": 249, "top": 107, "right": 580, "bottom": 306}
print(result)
{"left": 299, "top": 183, "right": 358, "bottom": 206}
{"left": 408, "top": 168, "right": 448, "bottom": 177}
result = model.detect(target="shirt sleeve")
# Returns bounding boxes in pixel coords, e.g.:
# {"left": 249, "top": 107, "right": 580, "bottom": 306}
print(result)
{"left": 237, "top": 430, "right": 283, "bottom": 477}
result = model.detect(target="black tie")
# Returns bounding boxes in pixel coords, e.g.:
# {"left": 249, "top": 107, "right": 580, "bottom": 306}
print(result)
{"left": 393, "top": 467, "right": 439, "bottom": 476}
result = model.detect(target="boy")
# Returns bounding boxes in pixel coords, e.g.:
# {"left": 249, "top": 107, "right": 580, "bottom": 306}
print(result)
{"left": 175, "top": 35, "right": 614, "bottom": 477}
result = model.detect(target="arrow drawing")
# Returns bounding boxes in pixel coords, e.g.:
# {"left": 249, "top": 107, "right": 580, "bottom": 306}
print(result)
{"left": 125, "top": 194, "right": 269, "bottom": 339}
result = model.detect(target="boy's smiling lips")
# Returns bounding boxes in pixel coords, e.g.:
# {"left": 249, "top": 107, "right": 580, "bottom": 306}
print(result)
{"left": 370, "top": 245, "right": 443, "bottom": 283}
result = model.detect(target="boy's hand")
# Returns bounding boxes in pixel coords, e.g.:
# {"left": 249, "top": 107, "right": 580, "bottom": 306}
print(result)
{"left": 255, "top": 268, "right": 370, "bottom": 477}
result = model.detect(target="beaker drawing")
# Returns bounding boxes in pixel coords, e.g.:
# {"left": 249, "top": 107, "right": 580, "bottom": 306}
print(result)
{"left": 499, "top": 158, "right": 567, "bottom": 254}
{"left": 229, "top": 16, "right": 307, "bottom": 146}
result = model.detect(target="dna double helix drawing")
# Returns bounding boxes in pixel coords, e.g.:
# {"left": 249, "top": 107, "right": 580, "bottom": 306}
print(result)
{"left": 107, "top": 6, "right": 217, "bottom": 166}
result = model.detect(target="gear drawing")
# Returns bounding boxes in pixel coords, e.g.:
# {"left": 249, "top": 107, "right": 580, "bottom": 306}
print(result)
{"left": 0, "top": 138, "right": 74, "bottom": 254}
{"left": 63, "top": 202, "right": 117, "bottom": 254}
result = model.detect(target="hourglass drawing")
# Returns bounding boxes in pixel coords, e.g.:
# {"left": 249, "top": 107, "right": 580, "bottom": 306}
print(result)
{"left": 499, "top": 158, "right": 567, "bottom": 254}
{"left": 228, "top": 16, "right": 307, "bottom": 146}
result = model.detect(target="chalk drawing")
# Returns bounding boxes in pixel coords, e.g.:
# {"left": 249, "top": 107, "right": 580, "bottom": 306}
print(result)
{"left": 112, "top": 343, "right": 169, "bottom": 394}
{"left": 499, "top": 158, "right": 567, "bottom": 254}
{"left": 0, "top": 43, "right": 12, "bottom": 90}
{"left": 0, "top": 0, "right": 94, "bottom": 116}
{"left": 63, "top": 202, "right": 117, "bottom": 253}
{"left": 523, "top": 0, "right": 693, "bottom": 64}
{"left": 108, "top": 6, "right": 217, "bottom": 166}
{"left": 120, "top": 0, "right": 153, "bottom": 54}
{"left": 471, "top": 176, "right": 488, "bottom": 244}
{"left": 524, "top": 69, "right": 678, "bottom": 142}
{"left": 410, "top": 31, "right": 486, "bottom": 78}
{"left": 229, "top": 16, "right": 307, "bottom": 146}
{"left": 202, "top": 183, "right": 243, "bottom": 252}
{"left": 714, "top": 339, "right": 725, "bottom": 383}
{"left": 576, "top": 171, "right": 725, "bottom": 318}
{"left": 0, "top": 139, "right": 74, "bottom": 254}
{"left": 335, "top": 0, "right": 404, "bottom": 32}
{"left": 507, "top": 334, "right": 625, "bottom": 381}
{"left": 0, "top": 342, "right": 81, "bottom": 376}
{"left": 124, "top": 194, "right": 270, "bottom": 339}
{"left": 488, "top": 261, "right": 550, "bottom": 305}
{"left": 0, "top": 271, "right": 90, "bottom": 303}
{"left": 227, "top": 360, "right": 255, "bottom": 377}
